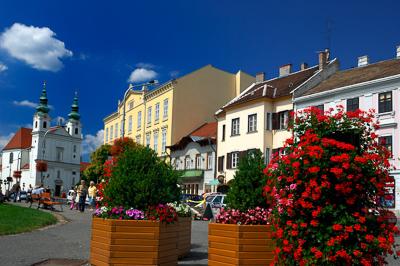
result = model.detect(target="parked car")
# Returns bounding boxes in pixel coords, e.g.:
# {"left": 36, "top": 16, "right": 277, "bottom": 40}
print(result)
{"left": 67, "top": 189, "right": 90, "bottom": 205}
{"left": 181, "top": 194, "right": 203, "bottom": 207}
{"left": 6, "top": 191, "right": 28, "bottom": 202}
{"left": 206, "top": 193, "right": 227, "bottom": 209}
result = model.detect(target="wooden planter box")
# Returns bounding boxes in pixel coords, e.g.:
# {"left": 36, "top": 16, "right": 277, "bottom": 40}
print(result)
{"left": 208, "top": 223, "right": 274, "bottom": 266}
{"left": 177, "top": 216, "right": 192, "bottom": 258}
{"left": 90, "top": 218, "right": 178, "bottom": 266}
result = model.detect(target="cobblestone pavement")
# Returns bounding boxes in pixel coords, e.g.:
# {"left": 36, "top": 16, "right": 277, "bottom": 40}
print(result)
{"left": 1, "top": 203, "right": 399, "bottom": 266}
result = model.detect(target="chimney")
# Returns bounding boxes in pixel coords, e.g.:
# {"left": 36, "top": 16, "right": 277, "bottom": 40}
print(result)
{"left": 358, "top": 55, "right": 369, "bottom": 67}
{"left": 397, "top": 45, "right": 400, "bottom": 58}
{"left": 256, "top": 72, "right": 265, "bottom": 83}
{"left": 300, "top": 62, "right": 308, "bottom": 71}
{"left": 318, "top": 49, "right": 330, "bottom": 70}
{"left": 279, "top": 64, "right": 292, "bottom": 77}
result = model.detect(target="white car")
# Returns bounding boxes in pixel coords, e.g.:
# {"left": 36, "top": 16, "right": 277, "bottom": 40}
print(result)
{"left": 66, "top": 189, "right": 90, "bottom": 205}
{"left": 206, "top": 193, "right": 227, "bottom": 209}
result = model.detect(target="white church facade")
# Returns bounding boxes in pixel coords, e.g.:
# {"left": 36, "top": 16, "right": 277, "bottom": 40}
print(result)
{"left": 1, "top": 83, "right": 82, "bottom": 196}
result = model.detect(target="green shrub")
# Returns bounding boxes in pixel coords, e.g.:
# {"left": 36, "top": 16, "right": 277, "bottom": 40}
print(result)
{"left": 102, "top": 145, "right": 181, "bottom": 210}
{"left": 226, "top": 150, "right": 268, "bottom": 211}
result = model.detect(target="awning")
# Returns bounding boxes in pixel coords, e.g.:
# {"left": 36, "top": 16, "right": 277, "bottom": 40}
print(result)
{"left": 179, "top": 170, "right": 204, "bottom": 183}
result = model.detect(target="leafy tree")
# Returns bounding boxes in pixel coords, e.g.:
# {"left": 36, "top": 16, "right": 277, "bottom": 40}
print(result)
{"left": 82, "top": 144, "right": 111, "bottom": 184}
{"left": 226, "top": 150, "right": 268, "bottom": 211}
{"left": 102, "top": 145, "right": 181, "bottom": 210}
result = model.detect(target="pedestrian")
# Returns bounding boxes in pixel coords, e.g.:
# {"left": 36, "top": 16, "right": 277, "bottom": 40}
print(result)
{"left": 88, "top": 181, "right": 97, "bottom": 211}
{"left": 77, "top": 180, "right": 87, "bottom": 212}
{"left": 70, "top": 187, "right": 77, "bottom": 210}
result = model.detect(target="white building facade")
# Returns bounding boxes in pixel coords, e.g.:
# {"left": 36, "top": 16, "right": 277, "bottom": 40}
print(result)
{"left": 293, "top": 48, "right": 400, "bottom": 215}
{"left": 1, "top": 84, "right": 82, "bottom": 196}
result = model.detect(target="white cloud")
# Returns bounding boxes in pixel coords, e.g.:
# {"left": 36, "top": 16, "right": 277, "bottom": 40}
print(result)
{"left": 13, "top": 100, "right": 37, "bottom": 108}
{"left": 82, "top": 129, "right": 104, "bottom": 155}
{"left": 135, "top": 62, "right": 155, "bottom": 69}
{"left": 0, "top": 132, "right": 13, "bottom": 150}
{"left": 0, "top": 62, "right": 7, "bottom": 72}
{"left": 0, "top": 23, "right": 73, "bottom": 71}
{"left": 127, "top": 68, "right": 158, "bottom": 83}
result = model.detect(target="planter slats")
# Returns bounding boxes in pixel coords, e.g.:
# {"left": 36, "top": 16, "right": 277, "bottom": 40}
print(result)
{"left": 177, "top": 217, "right": 192, "bottom": 259}
{"left": 91, "top": 218, "right": 178, "bottom": 266}
{"left": 208, "top": 223, "right": 274, "bottom": 266}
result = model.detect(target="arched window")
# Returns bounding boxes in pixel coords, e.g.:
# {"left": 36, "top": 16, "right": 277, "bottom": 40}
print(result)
{"left": 75, "top": 128, "right": 78, "bottom": 135}
{"left": 43, "top": 121, "right": 47, "bottom": 128}
{"left": 35, "top": 121, "right": 38, "bottom": 128}
{"left": 9, "top": 152, "right": 14, "bottom": 163}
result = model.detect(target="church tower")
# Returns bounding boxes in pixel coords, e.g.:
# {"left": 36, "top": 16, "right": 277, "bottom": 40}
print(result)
{"left": 66, "top": 93, "right": 82, "bottom": 139}
{"left": 32, "top": 81, "right": 51, "bottom": 133}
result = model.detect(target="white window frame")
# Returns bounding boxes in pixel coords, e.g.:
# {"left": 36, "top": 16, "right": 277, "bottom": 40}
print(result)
{"left": 146, "top": 133, "right": 151, "bottom": 148}
{"left": 163, "top": 99, "right": 169, "bottom": 119}
{"left": 196, "top": 154, "right": 202, "bottom": 169}
{"left": 105, "top": 128, "right": 109, "bottom": 142}
{"left": 231, "top": 118, "right": 240, "bottom": 136}
{"left": 115, "top": 123, "right": 119, "bottom": 138}
{"left": 137, "top": 111, "right": 142, "bottom": 129}
{"left": 155, "top": 103, "right": 160, "bottom": 122}
{"left": 110, "top": 125, "right": 114, "bottom": 139}
{"left": 136, "top": 135, "right": 141, "bottom": 144}
{"left": 279, "top": 111, "right": 288, "bottom": 130}
{"left": 232, "top": 152, "right": 239, "bottom": 168}
{"left": 147, "top": 107, "right": 152, "bottom": 125}
{"left": 248, "top": 114, "right": 257, "bottom": 132}
{"left": 153, "top": 131, "right": 159, "bottom": 152}
{"left": 207, "top": 152, "right": 213, "bottom": 169}
{"left": 128, "top": 115, "right": 133, "bottom": 132}
{"left": 185, "top": 156, "right": 191, "bottom": 169}
{"left": 161, "top": 128, "right": 167, "bottom": 153}
{"left": 266, "top": 112, "right": 272, "bottom": 130}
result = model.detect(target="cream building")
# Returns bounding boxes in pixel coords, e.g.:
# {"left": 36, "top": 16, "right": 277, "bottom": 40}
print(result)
{"left": 216, "top": 51, "right": 339, "bottom": 182}
{"left": 103, "top": 65, "right": 254, "bottom": 157}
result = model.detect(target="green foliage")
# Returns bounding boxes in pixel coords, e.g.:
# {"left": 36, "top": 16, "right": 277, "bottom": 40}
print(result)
{"left": 102, "top": 146, "right": 181, "bottom": 210}
{"left": 226, "top": 150, "right": 268, "bottom": 211}
{"left": 82, "top": 144, "right": 111, "bottom": 184}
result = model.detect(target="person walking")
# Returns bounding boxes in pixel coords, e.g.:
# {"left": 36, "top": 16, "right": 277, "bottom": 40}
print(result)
{"left": 70, "top": 187, "right": 77, "bottom": 210}
{"left": 88, "top": 181, "right": 97, "bottom": 211}
{"left": 77, "top": 180, "right": 87, "bottom": 212}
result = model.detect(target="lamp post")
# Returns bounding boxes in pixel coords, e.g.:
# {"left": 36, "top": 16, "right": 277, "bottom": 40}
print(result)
{"left": 37, "top": 126, "right": 60, "bottom": 186}
{"left": 121, "top": 80, "right": 159, "bottom": 138}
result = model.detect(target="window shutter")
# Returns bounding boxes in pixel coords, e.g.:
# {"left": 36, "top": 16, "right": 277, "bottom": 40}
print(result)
{"left": 266, "top": 112, "right": 271, "bottom": 130}
{"left": 226, "top": 153, "right": 232, "bottom": 169}
{"left": 272, "top": 113, "right": 279, "bottom": 130}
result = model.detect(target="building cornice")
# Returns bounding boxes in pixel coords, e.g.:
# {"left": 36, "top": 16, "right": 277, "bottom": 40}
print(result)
{"left": 144, "top": 81, "right": 174, "bottom": 101}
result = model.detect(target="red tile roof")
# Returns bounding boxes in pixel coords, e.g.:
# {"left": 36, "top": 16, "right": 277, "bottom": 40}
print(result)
{"left": 302, "top": 59, "right": 400, "bottom": 96}
{"left": 190, "top": 122, "right": 217, "bottom": 139}
{"left": 2, "top": 128, "right": 32, "bottom": 151}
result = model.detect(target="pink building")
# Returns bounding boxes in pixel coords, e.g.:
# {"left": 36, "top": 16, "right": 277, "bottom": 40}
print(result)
{"left": 294, "top": 46, "right": 400, "bottom": 215}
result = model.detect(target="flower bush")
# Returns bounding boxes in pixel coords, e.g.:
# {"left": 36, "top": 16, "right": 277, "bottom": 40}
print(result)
{"left": 215, "top": 207, "right": 271, "bottom": 225}
{"left": 146, "top": 204, "right": 178, "bottom": 224}
{"left": 94, "top": 206, "right": 144, "bottom": 220}
{"left": 265, "top": 107, "right": 399, "bottom": 265}
{"left": 168, "top": 202, "right": 192, "bottom": 217}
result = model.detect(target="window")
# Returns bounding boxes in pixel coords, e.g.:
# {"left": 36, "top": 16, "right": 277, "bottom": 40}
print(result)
{"left": 196, "top": 154, "right": 202, "bottom": 169}
{"left": 155, "top": 103, "right": 160, "bottom": 122}
{"left": 231, "top": 118, "right": 240, "bottom": 136}
{"left": 218, "top": 156, "right": 224, "bottom": 172}
{"left": 137, "top": 111, "right": 142, "bottom": 129}
{"left": 128, "top": 101, "right": 134, "bottom": 110}
{"left": 279, "top": 111, "right": 289, "bottom": 130}
{"left": 222, "top": 125, "right": 226, "bottom": 141}
{"left": 207, "top": 152, "right": 213, "bottom": 170}
{"left": 128, "top": 115, "right": 133, "bottom": 132}
{"left": 56, "top": 147, "right": 64, "bottom": 161}
{"left": 57, "top": 170, "right": 61, "bottom": 179}
{"left": 43, "top": 121, "right": 47, "bottom": 129}
{"left": 110, "top": 125, "right": 114, "bottom": 139}
{"left": 163, "top": 98, "right": 169, "bottom": 119}
{"left": 379, "top": 136, "right": 392, "bottom": 155}
{"left": 153, "top": 131, "right": 159, "bottom": 152}
{"left": 379, "top": 91, "right": 392, "bottom": 113}
{"left": 231, "top": 152, "right": 239, "bottom": 169}
{"left": 146, "top": 133, "right": 151, "bottom": 148}
{"left": 147, "top": 107, "right": 152, "bottom": 125}
{"left": 35, "top": 121, "right": 38, "bottom": 128}
{"left": 266, "top": 112, "right": 272, "bottom": 130}
{"left": 115, "top": 123, "right": 118, "bottom": 139}
{"left": 9, "top": 152, "right": 13, "bottom": 164}
{"left": 185, "top": 156, "right": 191, "bottom": 169}
{"left": 75, "top": 128, "right": 79, "bottom": 135}
{"left": 105, "top": 128, "right": 109, "bottom": 142}
{"left": 347, "top": 97, "right": 359, "bottom": 112}
{"left": 136, "top": 135, "right": 141, "bottom": 144}
{"left": 248, "top": 114, "right": 257, "bottom": 132}
{"left": 265, "top": 148, "right": 271, "bottom": 165}
{"left": 161, "top": 128, "right": 167, "bottom": 153}
{"left": 73, "top": 145, "right": 77, "bottom": 153}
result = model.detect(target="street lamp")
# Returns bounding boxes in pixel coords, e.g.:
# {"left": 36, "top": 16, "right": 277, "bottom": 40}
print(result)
{"left": 121, "top": 80, "right": 159, "bottom": 138}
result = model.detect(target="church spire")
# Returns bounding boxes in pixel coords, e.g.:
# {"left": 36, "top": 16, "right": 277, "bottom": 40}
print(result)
{"left": 36, "top": 81, "right": 50, "bottom": 115}
{"left": 68, "top": 92, "right": 80, "bottom": 121}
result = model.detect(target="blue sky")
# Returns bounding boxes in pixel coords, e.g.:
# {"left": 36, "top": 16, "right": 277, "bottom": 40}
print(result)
{"left": 0, "top": 0, "right": 399, "bottom": 160}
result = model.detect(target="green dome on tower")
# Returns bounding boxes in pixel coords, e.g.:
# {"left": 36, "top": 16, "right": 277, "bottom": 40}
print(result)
{"left": 36, "top": 81, "right": 50, "bottom": 115}
{"left": 68, "top": 93, "right": 80, "bottom": 121}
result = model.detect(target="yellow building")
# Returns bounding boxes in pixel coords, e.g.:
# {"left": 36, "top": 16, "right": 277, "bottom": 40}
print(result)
{"left": 103, "top": 65, "right": 254, "bottom": 157}
{"left": 215, "top": 51, "right": 339, "bottom": 181}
